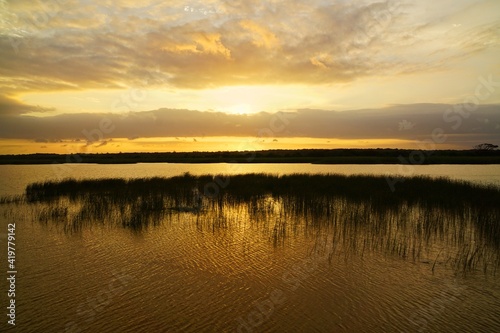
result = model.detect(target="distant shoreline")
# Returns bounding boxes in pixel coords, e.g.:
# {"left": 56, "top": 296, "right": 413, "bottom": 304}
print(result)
{"left": 1, "top": 149, "right": 500, "bottom": 165}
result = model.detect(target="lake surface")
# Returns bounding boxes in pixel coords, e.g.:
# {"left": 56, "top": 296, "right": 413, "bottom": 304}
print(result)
{"left": 1, "top": 163, "right": 499, "bottom": 197}
{"left": 1, "top": 164, "right": 500, "bottom": 332}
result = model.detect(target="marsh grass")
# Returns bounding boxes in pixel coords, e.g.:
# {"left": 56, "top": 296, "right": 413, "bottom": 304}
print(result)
{"left": 4, "top": 173, "right": 500, "bottom": 275}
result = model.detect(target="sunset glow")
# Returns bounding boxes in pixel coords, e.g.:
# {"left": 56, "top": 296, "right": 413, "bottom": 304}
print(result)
{"left": 0, "top": 137, "right": 428, "bottom": 154}
{"left": 1, "top": 0, "right": 499, "bottom": 153}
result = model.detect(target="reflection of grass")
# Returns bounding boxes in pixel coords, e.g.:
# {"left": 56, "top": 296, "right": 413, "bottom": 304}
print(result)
{"left": 5, "top": 173, "right": 500, "bottom": 274}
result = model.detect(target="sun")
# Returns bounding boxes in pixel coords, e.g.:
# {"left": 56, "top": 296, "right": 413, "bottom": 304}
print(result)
{"left": 225, "top": 103, "right": 254, "bottom": 114}
{"left": 209, "top": 86, "right": 264, "bottom": 115}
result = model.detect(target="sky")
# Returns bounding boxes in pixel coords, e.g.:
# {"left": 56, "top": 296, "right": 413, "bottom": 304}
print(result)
{"left": 0, "top": 0, "right": 499, "bottom": 153}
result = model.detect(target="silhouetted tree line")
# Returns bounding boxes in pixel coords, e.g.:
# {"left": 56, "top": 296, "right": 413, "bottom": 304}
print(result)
{"left": 1, "top": 148, "right": 500, "bottom": 164}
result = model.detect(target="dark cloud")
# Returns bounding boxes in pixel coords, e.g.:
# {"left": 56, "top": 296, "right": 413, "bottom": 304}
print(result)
{"left": 1, "top": 104, "right": 498, "bottom": 148}
{"left": 0, "top": 95, "right": 55, "bottom": 116}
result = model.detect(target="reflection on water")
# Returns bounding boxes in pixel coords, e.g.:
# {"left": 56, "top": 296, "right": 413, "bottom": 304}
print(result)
{"left": 2, "top": 173, "right": 500, "bottom": 332}
{"left": 12, "top": 174, "right": 500, "bottom": 276}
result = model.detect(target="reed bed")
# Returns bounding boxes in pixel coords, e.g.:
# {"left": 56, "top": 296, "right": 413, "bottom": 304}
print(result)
{"left": 4, "top": 173, "right": 500, "bottom": 275}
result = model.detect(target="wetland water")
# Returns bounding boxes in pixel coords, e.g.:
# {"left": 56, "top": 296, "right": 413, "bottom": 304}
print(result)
{"left": 1, "top": 164, "right": 500, "bottom": 332}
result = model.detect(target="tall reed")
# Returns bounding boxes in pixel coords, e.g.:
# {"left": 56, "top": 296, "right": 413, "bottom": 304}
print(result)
{"left": 4, "top": 173, "right": 500, "bottom": 275}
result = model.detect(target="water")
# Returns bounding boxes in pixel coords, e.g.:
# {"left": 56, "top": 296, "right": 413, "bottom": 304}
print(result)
{"left": 1, "top": 163, "right": 499, "bottom": 197}
{"left": 1, "top": 164, "right": 500, "bottom": 332}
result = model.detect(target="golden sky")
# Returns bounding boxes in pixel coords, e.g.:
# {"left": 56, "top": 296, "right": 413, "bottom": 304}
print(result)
{"left": 0, "top": 0, "right": 499, "bottom": 153}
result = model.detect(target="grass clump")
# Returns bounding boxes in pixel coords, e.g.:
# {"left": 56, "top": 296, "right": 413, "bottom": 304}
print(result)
{"left": 4, "top": 173, "right": 500, "bottom": 275}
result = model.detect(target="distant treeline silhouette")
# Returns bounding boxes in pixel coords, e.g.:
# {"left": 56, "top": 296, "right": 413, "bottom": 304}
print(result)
{"left": 1, "top": 148, "right": 500, "bottom": 164}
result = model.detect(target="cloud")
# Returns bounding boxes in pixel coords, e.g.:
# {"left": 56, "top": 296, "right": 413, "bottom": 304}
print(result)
{"left": 239, "top": 20, "right": 279, "bottom": 49}
{"left": 95, "top": 140, "right": 109, "bottom": 147}
{"left": 1, "top": 104, "right": 498, "bottom": 148}
{"left": 34, "top": 138, "right": 48, "bottom": 143}
{"left": 398, "top": 120, "right": 416, "bottom": 131}
{"left": 2, "top": 0, "right": 498, "bottom": 94}
{"left": 0, "top": 95, "right": 55, "bottom": 115}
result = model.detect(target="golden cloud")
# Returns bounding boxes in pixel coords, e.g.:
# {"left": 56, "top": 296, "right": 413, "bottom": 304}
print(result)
{"left": 0, "top": 0, "right": 498, "bottom": 94}
{"left": 191, "top": 32, "right": 232, "bottom": 59}
{"left": 239, "top": 20, "right": 279, "bottom": 49}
